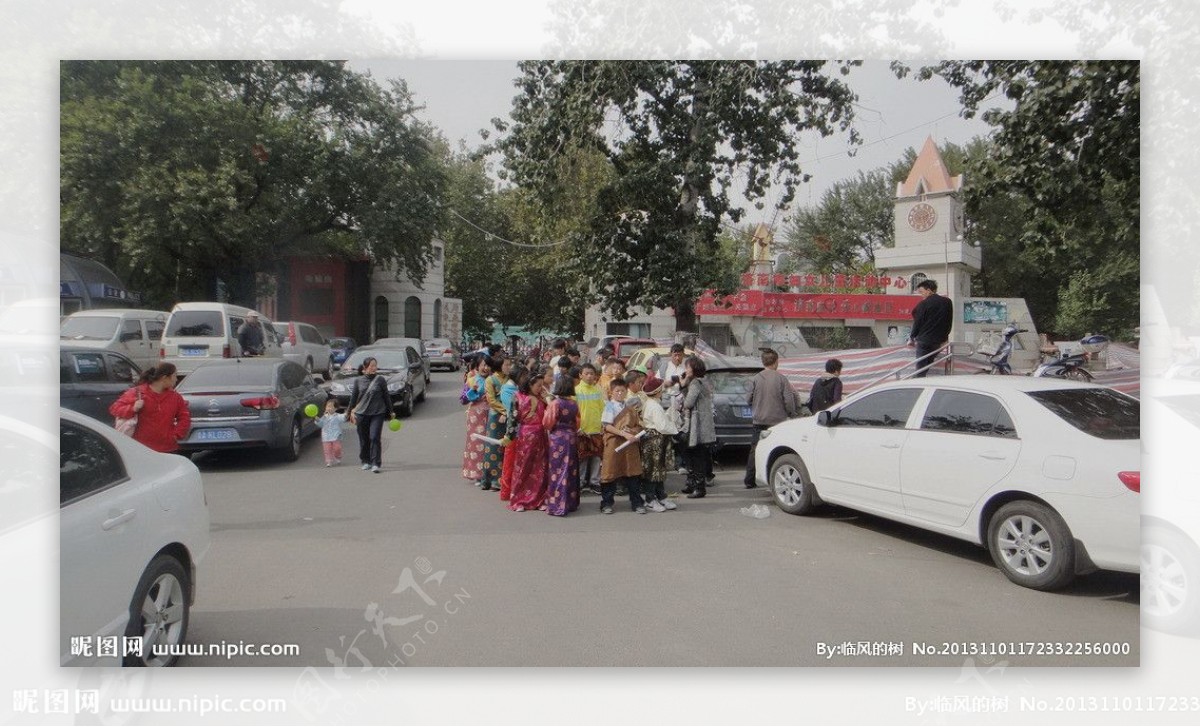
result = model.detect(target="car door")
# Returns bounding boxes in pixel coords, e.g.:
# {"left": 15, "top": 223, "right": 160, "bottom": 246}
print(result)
{"left": 118, "top": 319, "right": 147, "bottom": 366}
{"left": 811, "top": 388, "right": 923, "bottom": 514}
{"left": 143, "top": 318, "right": 165, "bottom": 370}
{"left": 60, "top": 419, "right": 152, "bottom": 665}
{"left": 900, "top": 389, "right": 1022, "bottom": 528}
{"left": 405, "top": 347, "right": 425, "bottom": 401}
{"left": 60, "top": 351, "right": 124, "bottom": 423}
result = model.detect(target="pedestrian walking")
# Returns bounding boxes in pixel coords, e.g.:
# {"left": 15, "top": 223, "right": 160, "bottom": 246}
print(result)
{"left": 108, "top": 362, "right": 191, "bottom": 453}
{"left": 347, "top": 356, "right": 397, "bottom": 474}
{"left": 461, "top": 356, "right": 491, "bottom": 482}
{"left": 508, "top": 372, "right": 549, "bottom": 512}
{"left": 743, "top": 348, "right": 800, "bottom": 488}
{"left": 806, "top": 358, "right": 844, "bottom": 413}
{"left": 543, "top": 376, "right": 581, "bottom": 516}
{"left": 600, "top": 377, "right": 646, "bottom": 514}
{"left": 478, "top": 355, "right": 511, "bottom": 491}
{"left": 315, "top": 399, "right": 347, "bottom": 467}
{"left": 908, "top": 279, "right": 953, "bottom": 377}
{"left": 679, "top": 356, "right": 716, "bottom": 498}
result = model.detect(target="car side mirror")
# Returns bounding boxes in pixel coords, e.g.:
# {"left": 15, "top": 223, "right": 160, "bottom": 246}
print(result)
{"left": 817, "top": 410, "right": 835, "bottom": 427}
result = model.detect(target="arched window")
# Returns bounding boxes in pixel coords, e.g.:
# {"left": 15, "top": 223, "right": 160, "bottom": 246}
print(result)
{"left": 404, "top": 296, "right": 421, "bottom": 338}
{"left": 374, "top": 296, "right": 389, "bottom": 341}
{"left": 910, "top": 272, "right": 928, "bottom": 291}
{"left": 433, "top": 299, "right": 442, "bottom": 338}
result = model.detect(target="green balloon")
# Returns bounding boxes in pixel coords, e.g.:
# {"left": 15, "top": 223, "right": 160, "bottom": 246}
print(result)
{"left": 304, "top": 404, "right": 319, "bottom": 418}
{"left": 388, "top": 419, "right": 402, "bottom": 432}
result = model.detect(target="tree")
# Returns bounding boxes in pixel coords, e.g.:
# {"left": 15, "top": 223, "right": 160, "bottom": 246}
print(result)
{"left": 781, "top": 169, "right": 893, "bottom": 271}
{"left": 899, "top": 61, "right": 1139, "bottom": 338}
{"left": 491, "top": 60, "right": 860, "bottom": 331}
{"left": 61, "top": 61, "right": 446, "bottom": 309}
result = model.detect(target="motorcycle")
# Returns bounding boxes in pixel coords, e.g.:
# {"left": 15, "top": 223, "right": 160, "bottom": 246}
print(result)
{"left": 1033, "top": 334, "right": 1107, "bottom": 382}
{"left": 975, "top": 323, "right": 1027, "bottom": 375}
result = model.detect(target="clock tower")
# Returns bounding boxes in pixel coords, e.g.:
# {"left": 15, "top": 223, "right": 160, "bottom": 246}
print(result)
{"left": 875, "top": 137, "right": 980, "bottom": 341}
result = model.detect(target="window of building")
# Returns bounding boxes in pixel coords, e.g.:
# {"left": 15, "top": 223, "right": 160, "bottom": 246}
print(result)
{"left": 910, "top": 272, "right": 928, "bottom": 290}
{"left": 606, "top": 323, "right": 651, "bottom": 338}
{"left": 374, "top": 296, "right": 389, "bottom": 340}
{"left": 404, "top": 296, "right": 421, "bottom": 338}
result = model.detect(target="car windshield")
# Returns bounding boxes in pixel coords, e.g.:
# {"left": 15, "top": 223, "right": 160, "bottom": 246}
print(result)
{"left": 330, "top": 338, "right": 352, "bottom": 349}
{"left": 619, "top": 342, "right": 655, "bottom": 356}
{"left": 344, "top": 349, "right": 409, "bottom": 371}
{"left": 60, "top": 316, "right": 119, "bottom": 340}
{"left": 167, "top": 311, "right": 223, "bottom": 337}
{"left": 178, "top": 363, "right": 276, "bottom": 389}
{"left": 707, "top": 370, "right": 757, "bottom": 396}
{"left": 1026, "top": 388, "right": 1140, "bottom": 440}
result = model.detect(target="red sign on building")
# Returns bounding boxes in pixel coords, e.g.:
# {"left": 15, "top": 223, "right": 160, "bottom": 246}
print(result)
{"left": 696, "top": 290, "right": 922, "bottom": 321}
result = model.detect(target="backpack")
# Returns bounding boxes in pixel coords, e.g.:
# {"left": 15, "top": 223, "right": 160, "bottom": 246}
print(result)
{"left": 807, "top": 377, "right": 840, "bottom": 413}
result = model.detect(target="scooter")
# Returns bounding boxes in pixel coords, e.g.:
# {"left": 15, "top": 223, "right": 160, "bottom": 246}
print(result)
{"left": 1033, "top": 334, "right": 1107, "bottom": 382}
{"left": 976, "top": 323, "right": 1027, "bottom": 374}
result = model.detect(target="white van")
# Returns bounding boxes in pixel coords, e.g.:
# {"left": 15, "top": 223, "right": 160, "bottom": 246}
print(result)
{"left": 160, "top": 302, "right": 283, "bottom": 376}
{"left": 59, "top": 308, "right": 170, "bottom": 371}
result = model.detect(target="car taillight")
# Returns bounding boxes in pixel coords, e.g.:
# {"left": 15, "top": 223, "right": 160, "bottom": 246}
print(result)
{"left": 223, "top": 344, "right": 231, "bottom": 358}
{"left": 444, "top": 349, "right": 453, "bottom": 354}
{"left": 288, "top": 323, "right": 297, "bottom": 346}
{"left": 1118, "top": 471, "right": 1140, "bottom": 493}
{"left": 240, "top": 395, "right": 280, "bottom": 410}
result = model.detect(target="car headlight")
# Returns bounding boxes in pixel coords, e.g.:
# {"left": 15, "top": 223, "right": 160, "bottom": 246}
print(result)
{"left": 331, "top": 383, "right": 347, "bottom": 393}
{"left": 387, "top": 382, "right": 403, "bottom": 392}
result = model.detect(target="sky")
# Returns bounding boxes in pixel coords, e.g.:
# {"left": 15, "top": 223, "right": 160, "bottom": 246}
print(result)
{"left": 350, "top": 59, "right": 1003, "bottom": 225}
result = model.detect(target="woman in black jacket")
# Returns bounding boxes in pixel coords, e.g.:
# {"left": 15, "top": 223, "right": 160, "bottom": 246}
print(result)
{"left": 347, "top": 357, "right": 396, "bottom": 473}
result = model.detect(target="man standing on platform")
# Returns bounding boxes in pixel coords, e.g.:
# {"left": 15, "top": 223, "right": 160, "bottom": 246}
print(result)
{"left": 907, "top": 280, "right": 953, "bottom": 377}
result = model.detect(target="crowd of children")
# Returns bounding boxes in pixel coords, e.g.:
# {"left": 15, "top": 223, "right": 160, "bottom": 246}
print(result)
{"left": 458, "top": 341, "right": 708, "bottom": 516}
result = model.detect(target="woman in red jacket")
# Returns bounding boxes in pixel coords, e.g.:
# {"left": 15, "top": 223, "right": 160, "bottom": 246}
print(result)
{"left": 108, "top": 362, "right": 192, "bottom": 453}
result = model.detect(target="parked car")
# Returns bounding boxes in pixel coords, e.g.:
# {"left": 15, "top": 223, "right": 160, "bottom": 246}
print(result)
{"left": 60, "top": 407, "right": 210, "bottom": 666}
{"left": 60, "top": 346, "right": 141, "bottom": 424}
{"left": 424, "top": 338, "right": 461, "bottom": 371}
{"left": 272, "top": 320, "right": 333, "bottom": 378}
{"left": 329, "top": 337, "right": 358, "bottom": 367}
{"left": 329, "top": 345, "right": 427, "bottom": 416}
{"left": 754, "top": 376, "right": 1140, "bottom": 591}
{"left": 175, "top": 358, "right": 327, "bottom": 461}
{"left": 160, "top": 302, "right": 283, "bottom": 377}
{"left": 704, "top": 355, "right": 766, "bottom": 447}
{"left": 60, "top": 308, "right": 169, "bottom": 371}
{"left": 373, "top": 337, "right": 431, "bottom": 383}
{"left": 1141, "top": 376, "right": 1200, "bottom": 635}
{"left": 625, "top": 346, "right": 694, "bottom": 376}
{"left": 611, "top": 337, "right": 659, "bottom": 365}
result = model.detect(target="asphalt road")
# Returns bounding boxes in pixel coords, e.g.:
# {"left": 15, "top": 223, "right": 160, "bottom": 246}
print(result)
{"left": 183, "top": 371, "right": 1140, "bottom": 667}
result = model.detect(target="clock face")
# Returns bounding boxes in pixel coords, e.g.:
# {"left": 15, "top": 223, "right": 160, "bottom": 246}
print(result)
{"left": 908, "top": 203, "right": 937, "bottom": 232}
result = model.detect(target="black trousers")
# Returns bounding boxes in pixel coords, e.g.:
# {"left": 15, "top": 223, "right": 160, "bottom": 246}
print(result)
{"left": 744, "top": 425, "right": 769, "bottom": 486}
{"left": 356, "top": 413, "right": 385, "bottom": 467}
{"left": 913, "top": 343, "right": 939, "bottom": 378}
{"left": 685, "top": 444, "right": 712, "bottom": 488}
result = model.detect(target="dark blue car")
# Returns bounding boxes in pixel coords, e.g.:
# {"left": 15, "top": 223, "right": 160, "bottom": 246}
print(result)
{"left": 329, "top": 337, "right": 357, "bottom": 366}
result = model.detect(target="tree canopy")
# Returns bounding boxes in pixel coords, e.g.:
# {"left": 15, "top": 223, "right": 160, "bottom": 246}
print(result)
{"left": 491, "top": 60, "right": 860, "bottom": 330}
{"left": 61, "top": 61, "right": 447, "bottom": 309}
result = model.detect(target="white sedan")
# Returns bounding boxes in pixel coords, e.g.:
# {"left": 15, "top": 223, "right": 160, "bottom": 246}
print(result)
{"left": 60, "top": 408, "right": 210, "bottom": 666}
{"left": 755, "top": 377, "right": 1140, "bottom": 591}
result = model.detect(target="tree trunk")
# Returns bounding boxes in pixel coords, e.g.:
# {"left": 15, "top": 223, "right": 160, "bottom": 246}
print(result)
{"left": 673, "top": 298, "right": 697, "bottom": 338}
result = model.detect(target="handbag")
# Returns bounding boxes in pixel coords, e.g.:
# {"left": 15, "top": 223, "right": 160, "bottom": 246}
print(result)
{"left": 114, "top": 388, "right": 142, "bottom": 436}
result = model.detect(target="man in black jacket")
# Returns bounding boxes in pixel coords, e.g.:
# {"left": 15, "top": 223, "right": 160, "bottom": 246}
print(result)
{"left": 908, "top": 280, "right": 953, "bottom": 377}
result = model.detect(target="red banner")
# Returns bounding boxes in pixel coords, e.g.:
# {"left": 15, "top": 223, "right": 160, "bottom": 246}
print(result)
{"left": 696, "top": 290, "right": 922, "bottom": 321}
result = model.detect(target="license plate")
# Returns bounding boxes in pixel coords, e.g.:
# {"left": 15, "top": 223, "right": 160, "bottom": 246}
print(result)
{"left": 195, "top": 428, "right": 238, "bottom": 442}
{"left": 180, "top": 347, "right": 207, "bottom": 357}
{"left": 738, "top": 407, "right": 753, "bottom": 418}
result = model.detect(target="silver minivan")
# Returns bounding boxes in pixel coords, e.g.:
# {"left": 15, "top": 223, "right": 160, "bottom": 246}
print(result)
{"left": 160, "top": 302, "right": 283, "bottom": 376}
{"left": 59, "top": 308, "right": 169, "bottom": 371}
{"left": 272, "top": 320, "right": 334, "bottom": 378}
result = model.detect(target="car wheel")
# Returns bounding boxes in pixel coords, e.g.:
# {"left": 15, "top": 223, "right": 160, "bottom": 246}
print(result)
{"left": 278, "top": 417, "right": 302, "bottom": 462}
{"left": 1065, "top": 368, "right": 1093, "bottom": 382}
{"left": 1142, "top": 525, "right": 1200, "bottom": 636}
{"left": 398, "top": 389, "right": 413, "bottom": 417}
{"left": 987, "top": 501, "right": 1075, "bottom": 590}
{"left": 416, "top": 382, "right": 426, "bottom": 403}
{"left": 768, "top": 453, "right": 817, "bottom": 515}
{"left": 323, "top": 358, "right": 334, "bottom": 381}
{"left": 123, "top": 554, "right": 191, "bottom": 667}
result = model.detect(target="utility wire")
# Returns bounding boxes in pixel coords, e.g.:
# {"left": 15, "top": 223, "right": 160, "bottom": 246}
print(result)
{"left": 446, "top": 207, "right": 569, "bottom": 249}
